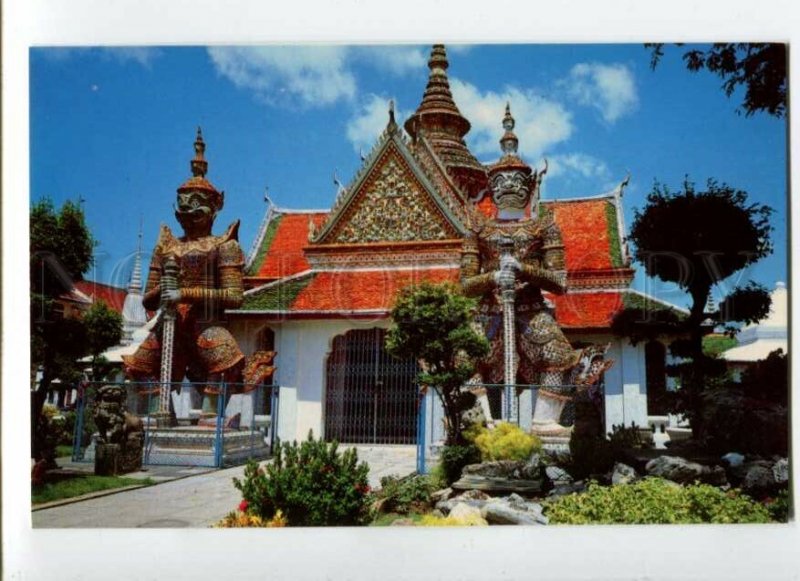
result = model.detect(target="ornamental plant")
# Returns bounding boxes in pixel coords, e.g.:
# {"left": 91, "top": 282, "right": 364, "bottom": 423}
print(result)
{"left": 374, "top": 474, "right": 435, "bottom": 515}
{"left": 232, "top": 431, "right": 371, "bottom": 526}
{"left": 471, "top": 422, "right": 542, "bottom": 462}
{"left": 545, "top": 478, "right": 772, "bottom": 524}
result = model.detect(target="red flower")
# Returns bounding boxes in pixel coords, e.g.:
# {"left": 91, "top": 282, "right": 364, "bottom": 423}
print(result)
{"left": 355, "top": 483, "right": 371, "bottom": 494}
{"left": 238, "top": 500, "right": 249, "bottom": 512}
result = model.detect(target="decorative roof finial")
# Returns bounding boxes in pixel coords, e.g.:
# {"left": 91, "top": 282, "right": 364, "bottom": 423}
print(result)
{"left": 387, "top": 99, "right": 397, "bottom": 133}
{"left": 191, "top": 126, "right": 208, "bottom": 178}
{"left": 500, "top": 102, "right": 519, "bottom": 156}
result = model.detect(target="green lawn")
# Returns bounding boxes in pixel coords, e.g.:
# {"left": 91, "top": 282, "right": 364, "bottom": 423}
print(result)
{"left": 32, "top": 474, "right": 155, "bottom": 505}
{"left": 56, "top": 444, "right": 74, "bottom": 458}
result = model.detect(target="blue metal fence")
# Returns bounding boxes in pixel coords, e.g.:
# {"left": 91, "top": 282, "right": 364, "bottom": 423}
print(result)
{"left": 72, "top": 380, "right": 278, "bottom": 469}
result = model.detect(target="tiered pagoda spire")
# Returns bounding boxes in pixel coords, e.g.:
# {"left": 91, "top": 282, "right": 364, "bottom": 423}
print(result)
{"left": 121, "top": 221, "right": 148, "bottom": 344}
{"left": 177, "top": 127, "right": 224, "bottom": 209}
{"left": 404, "top": 44, "right": 487, "bottom": 198}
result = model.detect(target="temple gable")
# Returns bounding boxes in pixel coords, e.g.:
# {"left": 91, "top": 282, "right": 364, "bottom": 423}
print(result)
{"left": 314, "top": 135, "right": 464, "bottom": 246}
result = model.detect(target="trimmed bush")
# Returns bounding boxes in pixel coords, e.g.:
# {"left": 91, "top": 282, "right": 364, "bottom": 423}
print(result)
{"left": 568, "top": 431, "right": 614, "bottom": 480}
{"left": 233, "top": 431, "right": 371, "bottom": 526}
{"left": 765, "top": 489, "right": 791, "bottom": 523}
{"left": 472, "top": 422, "right": 541, "bottom": 462}
{"left": 545, "top": 478, "right": 772, "bottom": 524}
{"left": 374, "top": 474, "right": 434, "bottom": 515}
{"left": 437, "top": 444, "right": 481, "bottom": 486}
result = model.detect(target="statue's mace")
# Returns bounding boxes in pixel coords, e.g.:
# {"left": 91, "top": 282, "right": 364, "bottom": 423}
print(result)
{"left": 157, "top": 256, "right": 179, "bottom": 420}
{"left": 498, "top": 246, "right": 518, "bottom": 423}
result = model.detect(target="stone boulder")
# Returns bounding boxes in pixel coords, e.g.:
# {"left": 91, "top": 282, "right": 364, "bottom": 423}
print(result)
{"left": 772, "top": 458, "right": 789, "bottom": 485}
{"left": 645, "top": 455, "right": 727, "bottom": 486}
{"left": 454, "top": 460, "right": 543, "bottom": 494}
{"left": 449, "top": 502, "right": 488, "bottom": 526}
{"left": 481, "top": 494, "right": 548, "bottom": 525}
{"left": 547, "top": 480, "right": 587, "bottom": 498}
{"left": 545, "top": 466, "right": 573, "bottom": 484}
{"left": 430, "top": 487, "right": 453, "bottom": 503}
{"left": 611, "top": 462, "right": 638, "bottom": 486}
{"left": 741, "top": 463, "right": 776, "bottom": 493}
{"left": 435, "top": 490, "right": 490, "bottom": 515}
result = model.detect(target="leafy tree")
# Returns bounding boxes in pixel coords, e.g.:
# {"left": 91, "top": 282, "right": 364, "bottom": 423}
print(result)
{"left": 386, "top": 283, "right": 489, "bottom": 445}
{"left": 623, "top": 178, "right": 773, "bottom": 439}
{"left": 84, "top": 301, "right": 124, "bottom": 367}
{"left": 30, "top": 198, "right": 109, "bottom": 461}
{"left": 646, "top": 43, "right": 787, "bottom": 117}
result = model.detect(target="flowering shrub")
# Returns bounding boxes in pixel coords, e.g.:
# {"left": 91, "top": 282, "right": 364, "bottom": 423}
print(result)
{"left": 232, "top": 431, "right": 371, "bottom": 526}
{"left": 471, "top": 422, "right": 542, "bottom": 462}
{"left": 545, "top": 478, "right": 772, "bottom": 524}
{"left": 215, "top": 509, "right": 287, "bottom": 528}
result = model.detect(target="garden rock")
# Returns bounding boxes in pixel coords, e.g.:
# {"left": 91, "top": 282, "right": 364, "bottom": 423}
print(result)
{"left": 449, "top": 502, "right": 488, "bottom": 525}
{"left": 431, "top": 487, "right": 453, "bottom": 503}
{"left": 645, "top": 455, "right": 727, "bottom": 486}
{"left": 457, "top": 489, "right": 491, "bottom": 501}
{"left": 742, "top": 463, "right": 775, "bottom": 493}
{"left": 462, "top": 460, "right": 524, "bottom": 478}
{"left": 611, "top": 462, "right": 637, "bottom": 485}
{"left": 547, "top": 480, "right": 587, "bottom": 498}
{"left": 545, "top": 466, "right": 573, "bottom": 484}
{"left": 436, "top": 494, "right": 489, "bottom": 515}
{"left": 481, "top": 494, "right": 548, "bottom": 525}
{"left": 451, "top": 475, "right": 542, "bottom": 494}
{"left": 772, "top": 458, "right": 789, "bottom": 485}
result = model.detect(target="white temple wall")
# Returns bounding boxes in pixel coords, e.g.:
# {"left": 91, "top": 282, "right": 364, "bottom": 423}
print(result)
{"left": 565, "top": 332, "right": 648, "bottom": 435}
{"left": 230, "top": 318, "right": 391, "bottom": 442}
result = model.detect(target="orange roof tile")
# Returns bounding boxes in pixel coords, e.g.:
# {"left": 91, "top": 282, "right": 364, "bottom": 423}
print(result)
{"left": 548, "top": 291, "right": 625, "bottom": 329}
{"left": 291, "top": 268, "right": 460, "bottom": 311}
{"left": 549, "top": 199, "right": 615, "bottom": 271}
{"left": 252, "top": 212, "right": 329, "bottom": 280}
{"left": 74, "top": 280, "right": 127, "bottom": 314}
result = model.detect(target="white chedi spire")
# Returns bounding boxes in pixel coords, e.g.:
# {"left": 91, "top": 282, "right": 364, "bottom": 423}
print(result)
{"left": 121, "top": 224, "right": 148, "bottom": 344}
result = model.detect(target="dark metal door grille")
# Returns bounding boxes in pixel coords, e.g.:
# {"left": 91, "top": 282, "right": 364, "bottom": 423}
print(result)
{"left": 324, "top": 328, "right": 419, "bottom": 444}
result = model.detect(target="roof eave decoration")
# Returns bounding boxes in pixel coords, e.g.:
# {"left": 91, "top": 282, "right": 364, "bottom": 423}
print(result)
{"left": 311, "top": 110, "right": 468, "bottom": 244}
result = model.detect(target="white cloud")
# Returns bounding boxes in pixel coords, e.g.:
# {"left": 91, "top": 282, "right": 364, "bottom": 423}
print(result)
{"left": 352, "top": 46, "right": 427, "bottom": 75}
{"left": 449, "top": 78, "right": 573, "bottom": 160}
{"left": 346, "top": 94, "right": 408, "bottom": 152}
{"left": 100, "top": 47, "right": 161, "bottom": 68}
{"left": 207, "top": 46, "right": 357, "bottom": 107}
{"left": 563, "top": 62, "right": 638, "bottom": 123}
{"left": 547, "top": 153, "right": 611, "bottom": 181}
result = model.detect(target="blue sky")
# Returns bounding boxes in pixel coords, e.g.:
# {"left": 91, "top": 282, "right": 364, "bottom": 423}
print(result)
{"left": 30, "top": 44, "right": 788, "bottom": 308}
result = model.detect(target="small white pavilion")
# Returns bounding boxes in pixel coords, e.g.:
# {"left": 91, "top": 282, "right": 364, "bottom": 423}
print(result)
{"left": 721, "top": 281, "right": 788, "bottom": 381}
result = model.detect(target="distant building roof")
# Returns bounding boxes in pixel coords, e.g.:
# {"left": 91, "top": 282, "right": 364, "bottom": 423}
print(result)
{"left": 74, "top": 280, "right": 127, "bottom": 314}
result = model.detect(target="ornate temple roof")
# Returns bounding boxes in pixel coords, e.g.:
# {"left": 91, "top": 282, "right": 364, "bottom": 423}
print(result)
{"left": 404, "top": 45, "right": 487, "bottom": 197}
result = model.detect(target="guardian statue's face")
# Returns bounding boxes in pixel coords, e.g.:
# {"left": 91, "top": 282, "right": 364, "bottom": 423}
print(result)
{"left": 491, "top": 170, "right": 531, "bottom": 220}
{"left": 175, "top": 190, "right": 217, "bottom": 237}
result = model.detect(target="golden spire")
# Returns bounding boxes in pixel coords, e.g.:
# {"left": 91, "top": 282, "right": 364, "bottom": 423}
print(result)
{"left": 404, "top": 44, "right": 487, "bottom": 198}
{"left": 191, "top": 126, "right": 208, "bottom": 177}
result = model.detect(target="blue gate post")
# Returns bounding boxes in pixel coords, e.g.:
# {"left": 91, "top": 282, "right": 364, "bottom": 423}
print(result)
{"left": 143, "top": 384, "right": 153, "bottom": 466}
{"left": 72, "top": 382, "right": 86, "bottom": 461}
{"left": 214, "top": 380, "right": 226, "bottom": 468}
{"left": 269, "top": 385, "right": 280, "bottom": 452}
{"left": 416, "top": 389, "right": 427, "bottom": 474}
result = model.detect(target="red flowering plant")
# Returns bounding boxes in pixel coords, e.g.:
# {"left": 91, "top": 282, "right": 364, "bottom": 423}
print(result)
{"left": 233, "top": 431, "right": 371, "bottom": 526}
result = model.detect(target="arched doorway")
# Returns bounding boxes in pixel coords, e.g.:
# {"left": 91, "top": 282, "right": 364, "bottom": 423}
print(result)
{"left": 324, "top": 328, "right": 420, "bottom": 444}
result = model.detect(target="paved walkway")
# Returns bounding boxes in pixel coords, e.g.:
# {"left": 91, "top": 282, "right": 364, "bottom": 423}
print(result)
{"left": 33, "top": 445, "right": 417, "bottom": 528}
